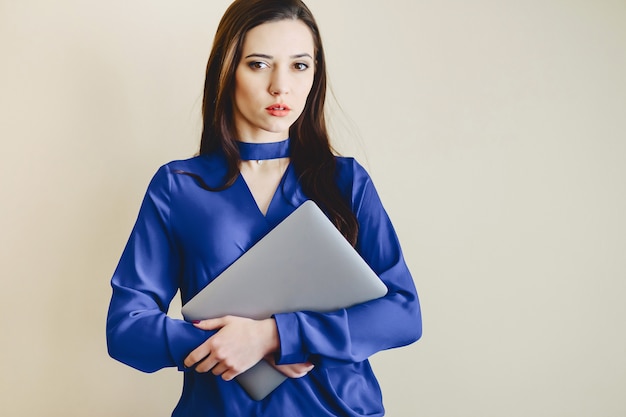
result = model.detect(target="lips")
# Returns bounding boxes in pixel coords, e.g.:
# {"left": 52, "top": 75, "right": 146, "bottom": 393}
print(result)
{"left": 266, "top": 103, "right": 291, "bottom": 117}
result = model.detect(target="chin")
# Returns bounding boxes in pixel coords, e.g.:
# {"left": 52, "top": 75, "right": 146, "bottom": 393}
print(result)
{"left": 264, "top": 122, "right": 294, "bottom": 134}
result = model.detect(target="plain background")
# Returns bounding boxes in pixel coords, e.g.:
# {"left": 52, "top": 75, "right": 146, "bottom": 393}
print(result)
{"left": 1, "top": 0, "right": 625, "bottom": 416}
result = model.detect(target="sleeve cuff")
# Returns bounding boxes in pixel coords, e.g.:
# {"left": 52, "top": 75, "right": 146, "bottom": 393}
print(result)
{"left": 165, "top": 320, "right": 214, "bottom": 371}
{"left": 273, "top": 312, "right": 308, "bottom": 364}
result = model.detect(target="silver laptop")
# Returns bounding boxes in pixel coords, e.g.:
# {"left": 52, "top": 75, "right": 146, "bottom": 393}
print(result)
{"left": 181, "top": 200, "right": 387, "bottom": 400}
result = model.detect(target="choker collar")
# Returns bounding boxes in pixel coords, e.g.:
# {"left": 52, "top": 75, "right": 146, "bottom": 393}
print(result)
{"left": 237, "top": 138, "right": 291, "bottom": 162}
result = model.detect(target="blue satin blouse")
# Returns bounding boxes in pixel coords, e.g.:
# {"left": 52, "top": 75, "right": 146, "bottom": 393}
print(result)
{"left": 106, "top": 147, "right": 422, "bottom": 417}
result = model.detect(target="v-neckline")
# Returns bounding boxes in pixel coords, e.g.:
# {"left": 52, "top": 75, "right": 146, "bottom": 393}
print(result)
{"left": 237, "top": 163, "right": 292, "bottom": 220}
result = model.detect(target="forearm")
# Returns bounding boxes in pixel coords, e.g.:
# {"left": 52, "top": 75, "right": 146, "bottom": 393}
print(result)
{"left": 106, "top": 287, "right": 214, "bottom": 372}
{"left": 274, "top": 285, "right": 421, "bottom": 366}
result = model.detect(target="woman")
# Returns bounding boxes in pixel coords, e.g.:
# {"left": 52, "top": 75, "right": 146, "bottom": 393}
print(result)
{"left": 106, "top": 0, "right": 422, "bottom": 415}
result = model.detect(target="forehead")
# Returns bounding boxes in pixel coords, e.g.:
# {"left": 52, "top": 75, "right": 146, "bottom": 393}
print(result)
{"left": 242, "top": 19, "right": 315, "bottom": 56}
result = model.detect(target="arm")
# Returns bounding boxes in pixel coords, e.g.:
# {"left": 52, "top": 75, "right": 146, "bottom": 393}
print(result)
{"left": 109, "top": 165, "right": 316, "bottom": 379}
{"left": 273, "top": 166, "right": 422, "bottom": 366}
{"left": 106, "top": 165, "right": 212, "bottom": 372}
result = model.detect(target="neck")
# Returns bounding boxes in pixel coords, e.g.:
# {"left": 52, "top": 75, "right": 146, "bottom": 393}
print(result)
{"left": 237, "top": 137, "right": 288, "bottom": 144}
{"left": 240, "top": 157, "right": 289, "bottom": 171}
{"left": 237, "top": 138, "right": 291, "bottom": 162}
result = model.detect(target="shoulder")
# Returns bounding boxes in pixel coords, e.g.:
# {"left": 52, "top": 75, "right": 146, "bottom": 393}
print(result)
{"left": 334, "top": 156, "right": 372, "bottom": 185}
{"left": 333, "top": 156, "right": 374, "bottom": 210}
{"left": 149, "top": 153, "right": 228, "bottom": 190}
{"left": 164, "top": 153, "right": 224, "bottom": 173}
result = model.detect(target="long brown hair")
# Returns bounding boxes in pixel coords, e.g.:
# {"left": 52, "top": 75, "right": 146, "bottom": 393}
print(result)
{"left": 195, "top": 0, "right": 358, "bottom": 245}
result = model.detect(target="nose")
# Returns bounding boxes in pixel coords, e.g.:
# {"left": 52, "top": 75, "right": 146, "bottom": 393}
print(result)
{"left": 269, "top": 69, "right": 289, "bottom": 96}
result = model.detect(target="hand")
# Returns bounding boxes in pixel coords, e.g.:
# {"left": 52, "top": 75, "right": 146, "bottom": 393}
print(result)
{"left": 184, "top": 316, "right": 279, "bottom": 381}
{"left": 265, "top": 355, "right": 314, "bottom": 379}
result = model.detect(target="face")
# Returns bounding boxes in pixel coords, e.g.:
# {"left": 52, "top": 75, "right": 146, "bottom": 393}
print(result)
{"left": 233, "top": 19, "right": 316, "bottom": 142}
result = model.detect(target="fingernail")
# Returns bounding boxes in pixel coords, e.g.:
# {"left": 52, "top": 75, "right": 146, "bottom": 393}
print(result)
{"left": 192, "top": 320, "right": 201, "bottom": 324}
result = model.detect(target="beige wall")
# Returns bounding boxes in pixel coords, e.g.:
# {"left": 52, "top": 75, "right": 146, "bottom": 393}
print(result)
{"left": 1, "top": 0, "right": 625, "bottom": 416}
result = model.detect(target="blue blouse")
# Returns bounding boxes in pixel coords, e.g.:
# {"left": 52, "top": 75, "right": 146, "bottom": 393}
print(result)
{"left": 106, "top": 147, "right": 422, "bottom": 417}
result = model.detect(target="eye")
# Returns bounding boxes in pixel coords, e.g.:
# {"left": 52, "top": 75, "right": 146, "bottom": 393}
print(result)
{"left": 293, "top": 62, "right": 309, "bottom": 71}
{"left": 247, "top": 61, "right": 269, "bottom": 70}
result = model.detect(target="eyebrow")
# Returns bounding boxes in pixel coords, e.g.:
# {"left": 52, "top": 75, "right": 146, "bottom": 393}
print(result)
{"left": 244, "top": 53, "right": 313, "bottom": 60}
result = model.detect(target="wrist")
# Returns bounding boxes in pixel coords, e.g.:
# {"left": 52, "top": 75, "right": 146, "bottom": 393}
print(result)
{"left": 261, "top": 318, "right": 280, "bottom": 355}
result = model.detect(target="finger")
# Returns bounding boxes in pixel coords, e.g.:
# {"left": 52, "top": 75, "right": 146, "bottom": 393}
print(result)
{"left": 296, "top": 365, "right": 314, "bottom": 376}
{"left": 211, "top": 362, "right": 230, "bottom": 378}
{"left": 301, "top": 363, "right": 315, "bottom": 375}
{"left": 275, "top": 362, "right": 315, "bottom": 378}
{"left": 192, "top": 316, "right": 227, "bottom": 330}
{"left": 194, "top": 354, "right": 219, "bottom": 373}
{"left": 288, "top": 366, "right": 312, "bottom": 378}
{"left": 220, "top": 368, "right": 240, "bottom": 381}
{"left": 184, "top": 345, "right": 211, "bottom": 368}
{"left": 192, "top": 316, "right": 230, "bottom": 330}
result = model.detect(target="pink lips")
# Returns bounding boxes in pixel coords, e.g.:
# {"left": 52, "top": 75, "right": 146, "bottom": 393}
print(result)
{"left": 266, "top": 103, "right": 291, "bottom": 117}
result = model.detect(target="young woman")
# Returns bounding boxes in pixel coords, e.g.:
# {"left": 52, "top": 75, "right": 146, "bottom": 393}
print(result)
{"left": 106, "top": 0, "right": 422, "bottom": 415}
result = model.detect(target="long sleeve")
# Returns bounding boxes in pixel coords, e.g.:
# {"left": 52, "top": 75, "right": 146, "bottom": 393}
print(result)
{"left": 106, "top": 165, "right": 212, "bottom": 372}
{"left": 106, "top": 154, "right": 419, "bottom": 417}
{"left": 273, "top": 161, "right": 422, "bottom": 366}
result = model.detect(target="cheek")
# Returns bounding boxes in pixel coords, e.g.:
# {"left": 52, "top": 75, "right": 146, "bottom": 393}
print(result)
{"left": 297, "top": 77, "right": 315, "bottom": 102}
{"left": 234, "top": 72, "right": 254, "bottom": 108}
{"left": 233, "top": 87, "right": 246, "bottom": 110}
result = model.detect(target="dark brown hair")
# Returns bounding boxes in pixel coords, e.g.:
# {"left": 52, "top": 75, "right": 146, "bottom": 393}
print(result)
{"left": 193, "top": 0, "right": 358, "bottom": 245}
